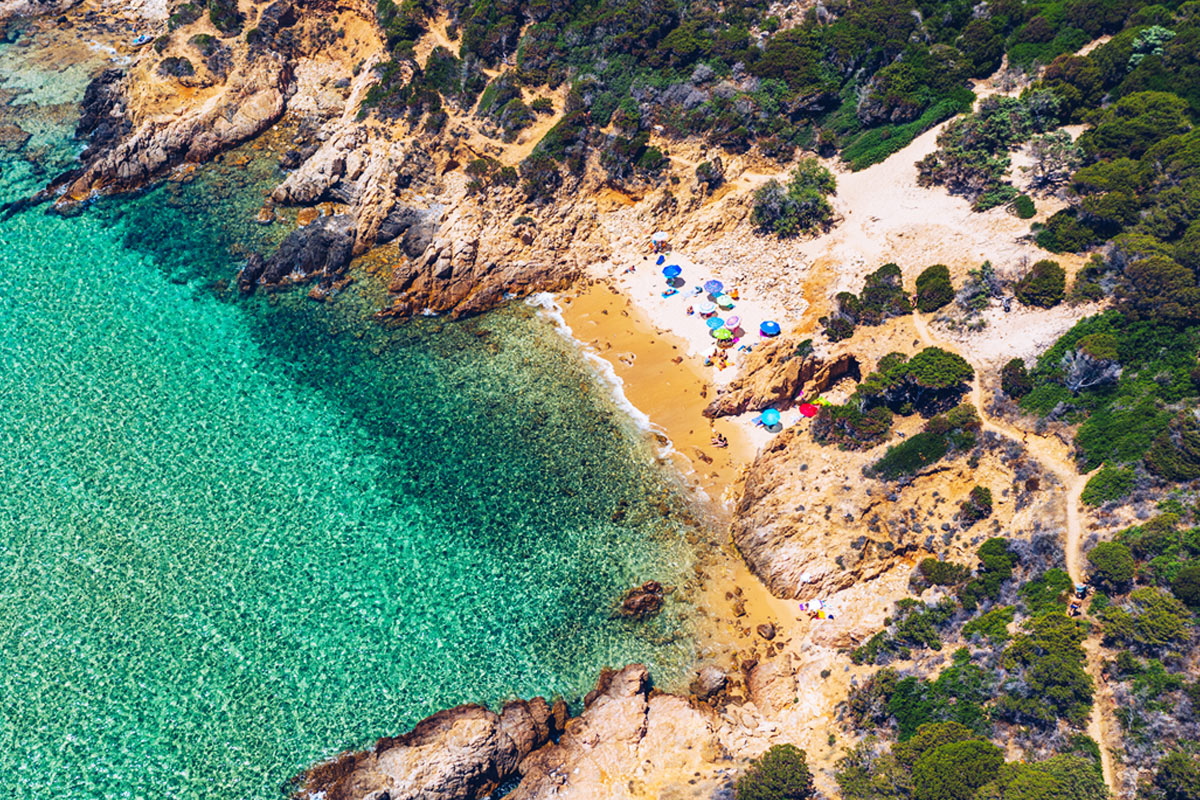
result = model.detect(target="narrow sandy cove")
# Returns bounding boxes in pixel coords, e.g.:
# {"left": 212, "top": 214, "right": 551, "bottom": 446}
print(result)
{"left": 552, "top": 279, "right": 807, "bottom": 673}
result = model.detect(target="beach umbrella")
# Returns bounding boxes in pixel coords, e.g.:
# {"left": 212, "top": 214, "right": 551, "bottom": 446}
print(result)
{"left": 725, "top": 316, "right": 741, "bottom": 329}
{"left": 662, "top": 264, "right": 682, "bottom": 278}
{"left": 705, "top": 316, "right": 725, "bottom": 330}
{"left": 656, "top": 255, "right": 665, "bottom": 265}
{"left": 699, "top": 301, "right": 716, "bottom": 315}
{"left": 717, "top": 295, "right": 735, "bottom": 309}
{"left": 760, "top": 320, "right": 781, "bottom": 336}
{"left": 761, "top": 407, "right": 781, "bottom": 426}
{"left": 704, "top": 279, "right": 724, "bottom": 295}
{"left": 714, "top": 327, "right": 733, "bottom": 340}
{"left": 798, "top": 403, "right": 819, "bottom": 418}
{"left": 651, "top": 231, "right": 669, "bottom": 243}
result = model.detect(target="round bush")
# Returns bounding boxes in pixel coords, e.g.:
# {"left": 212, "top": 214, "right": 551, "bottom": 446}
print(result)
{"left": 1015, "top": 259, "right": 1066, "bottom": 308}
{"left": 736, "top": 744, "right": 814, "bottom": 800}
{"left": 915, "top": 264, "right": 955, "bottom": 312}
{"left": 1013, "top": 194, "right": 1036, "bottom": 219}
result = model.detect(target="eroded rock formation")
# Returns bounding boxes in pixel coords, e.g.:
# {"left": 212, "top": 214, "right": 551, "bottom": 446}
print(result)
{"left": 704, "top": 339, "right": 859, "bottom": 418}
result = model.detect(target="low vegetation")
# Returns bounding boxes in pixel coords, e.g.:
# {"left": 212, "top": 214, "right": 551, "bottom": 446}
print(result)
{"left": 752, "top": 159, "right": 836, "bottom": 237}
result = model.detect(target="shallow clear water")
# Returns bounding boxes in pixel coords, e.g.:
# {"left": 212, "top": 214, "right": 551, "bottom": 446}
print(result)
{"left": 0, "top": 33, "right": 699, "bottom": 798}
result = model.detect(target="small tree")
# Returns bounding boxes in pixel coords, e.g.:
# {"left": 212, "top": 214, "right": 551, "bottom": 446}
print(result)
{"left": 1015, "top": 259, "right": 1066, "bottom": 307}
{"left": 736, "top": 744, "right": 815, "bottom": 800}
{"left": 1023, "top": 130, "right": 1082, "bottom": 192}
{"left": 915, "top": 264, "right": 955, "bottom": 312}
{"left": 1087, "top": 541, "right": 1135, "bottom": 593}
{"left": 1000, "top": 358, "right": 1032, "bottom": 398}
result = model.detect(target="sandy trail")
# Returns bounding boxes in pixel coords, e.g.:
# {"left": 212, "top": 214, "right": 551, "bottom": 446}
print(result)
{"left": 912, "top": 310, "right": 1114, "bottom": 788}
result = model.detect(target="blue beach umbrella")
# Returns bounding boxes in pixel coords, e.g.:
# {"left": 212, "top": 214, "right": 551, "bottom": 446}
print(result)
{"left": 760, "top": 320, "right": 781, "bottom": 337}
{"left": 704, "top": 279, "right": 724, "bottom": 295}
{"left": 706, "top": 316, "right": 725, "bottom": 330}
{"left": 656, "top": 255, "right": 666, "bottom": 265}
{"left": 662, "top": 264, "right": 682, "bottom": 278}
{"left": 761, "top": 408, "right": 781, "bottom": 426}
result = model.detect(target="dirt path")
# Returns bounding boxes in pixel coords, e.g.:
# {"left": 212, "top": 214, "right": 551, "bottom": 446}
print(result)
{"left": 911, "top": 311, "right": 1115, "bottom": 789}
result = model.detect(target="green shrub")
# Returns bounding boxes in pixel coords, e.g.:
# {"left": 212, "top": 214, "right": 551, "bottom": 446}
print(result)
{"left": 994, "top": 613, "right": 1093, "bottom": 727}
{"left": 1101, "top": 587, "right": 1193, "bottom": 653}
{"left": 962, "top": 605, "right": 1015, "bottom": 643}
{"left": 812, "top": 404, "right": 894, "bottom": 450}
{"left": 168, "top": 1, "right": 202, "bottom": 30}
{"left": 157, "top": 56, "right": 195, "bottom": 77}
{"left": 866, "top": 404, "right": 978, "bottom": 479}
{"left": 1080, "top": 464, "right": 1135, "bottom": 506}
{"left": 208, "top": 0, "right": 243, "bottom": 34}
{"left": 735, "top": 744, "right": 815, "bottom": 800}
{"left": 1015, "top": 259, "right": 1066, "bottom": 308}
{"left": 1154, "top": 751, "right": 1200, "bottom": 800}
{"left": 960, "top": 485, "right": 993, "bottom": 524}
{"left": 915, "top": 264, "right": 954, "bottom": 313}
{"left": 1012, "top": 194, "right": 1036, "bottom": 219}
{"left": 1087, "top": 540, "right": 1135, "bottom": 592}
{"left": 1171, "top": 563, "right": 1200, "bottom": 607}
{"left": 918, "top": 558, "right": 970, "bottom": 586}
{"left": 1019, "top": 569, "right": 1073, "bottom": 617}
{"left": 960, "top": 538, "right": 1016, "bottom": 611}
{"left": 752, "top": 158, "right": 836, "bottom": 237}
{"left": 1000, "top": 358, "right": 1032, "bottom": 398}
{"left": 911, "top": 740, "right": 1003, "bottom": 800}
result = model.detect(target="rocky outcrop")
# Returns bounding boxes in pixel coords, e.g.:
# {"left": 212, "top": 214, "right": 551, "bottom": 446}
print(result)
{"left": 295, "top": 665, "right": 739, "bottom": 800}
{"left": 509, "top": 664, "right": 727, "bottom": 800}
{"left": 75, "top": 68, "right": 131, "bottom": 160}
{"left": 704, "top": 340, "right": 860, "bottom": 418}
{"left": 294, "top": 697, "right": 568, "bottom": 800}
{"left": 0, "top": 0, "right": 78, "bottom": 24}
{"left": 240, "top": 213, "right": 356, "bottom": 290}
{"left": 377, "top": 240, "right": 578, "bottom": 320}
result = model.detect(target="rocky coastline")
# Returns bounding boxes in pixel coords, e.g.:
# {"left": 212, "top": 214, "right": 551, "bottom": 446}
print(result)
{"left": 2, "top": 0, "right": 1114, "bottom": 797}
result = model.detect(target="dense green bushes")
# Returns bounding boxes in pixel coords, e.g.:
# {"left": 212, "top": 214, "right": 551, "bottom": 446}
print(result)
{"left": 752, "top": 159, "right": 836, "bottom": 236}
{"left": 1088, "top": 540, "right": 1135, "bottom": 592}
{"left": 867, "top": 404, "right": 979, "bottom": 479}
{"left": 960, "top": 537, "right": 1016, "bottom": 611}
{"left": 1014, "top": 260, "right": 1066, "bottom": 308}
{"left": 915, "top": 264, "right": 954, "bottom": 312}
{"left": 821, "top": 264, "right": 911, "bottom": 341}
{"left": 736, "top": 744, "right": 814, "bottom": 800}
{"left": 1080, "top": 464, "right": 1135, "bottom": 506}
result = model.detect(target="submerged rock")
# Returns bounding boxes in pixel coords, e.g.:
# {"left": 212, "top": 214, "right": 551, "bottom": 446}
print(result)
{"left": 617, "top": 580, "right": 665, "bottom": 619}
{"left": 691, "top": 665, "right": 728, "bottom": 699}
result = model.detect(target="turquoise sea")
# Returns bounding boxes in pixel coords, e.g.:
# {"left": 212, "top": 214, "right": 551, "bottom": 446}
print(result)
{"left": 0, "top": 29, "right": 700, "bottom": 798}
